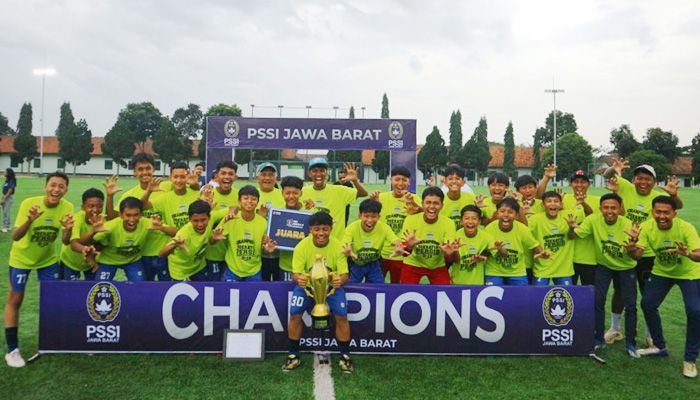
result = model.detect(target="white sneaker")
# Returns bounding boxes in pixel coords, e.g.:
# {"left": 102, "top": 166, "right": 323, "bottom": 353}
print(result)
{"left": 604, "top": 328, "right": 624, "bottom": 344}
{"left": 5, "top": 349, "right": 26, "bottom": 368}
{"left": 683, "top": 362, "right": 697, "bottom": 378}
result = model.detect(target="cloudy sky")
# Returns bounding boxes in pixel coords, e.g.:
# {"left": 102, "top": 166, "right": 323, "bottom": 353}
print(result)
{"left": 2, "top": 0, "right": 699, "bottom": 150}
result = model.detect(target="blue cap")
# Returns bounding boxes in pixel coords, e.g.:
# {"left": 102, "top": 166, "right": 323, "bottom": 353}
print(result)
{"left": 308, "top": 157, "right": 329, "bottom": 169}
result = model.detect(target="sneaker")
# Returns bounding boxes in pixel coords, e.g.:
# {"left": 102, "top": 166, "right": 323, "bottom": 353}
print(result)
{"left": 604, "top": 328, "right": 624, "bottom": 344}
{"left": 282, "top": 354, "right": 301, "bottom": 371}
{"left": 683, "top": 362, "right": 697, "bottom": 378}
{"left": 638, "top": 346, "right": 668, "bottom": 357}
{"left": 594, "top": 340, "right": 606, "bottom": 351}
{"left": 338, "top": 354, "right": 354, "bottom": 374}
{"left": 645, "top": 336, "right": 654, "bottom": 348}
{"left": 5, "top": 349, "right": 26, "bottom": 368}
{"left": 626, "top": 344, "right": 640, "bottom": 359}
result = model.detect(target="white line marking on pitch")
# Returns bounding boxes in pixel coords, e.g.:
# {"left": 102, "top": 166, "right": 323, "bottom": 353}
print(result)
{"left": 313, "top": 352, "right": 336, "bottom": 400}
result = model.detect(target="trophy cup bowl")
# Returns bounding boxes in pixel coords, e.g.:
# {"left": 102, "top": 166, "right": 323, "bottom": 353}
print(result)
{"left": 304, "top": 254, "right": 336, "bottom": 331}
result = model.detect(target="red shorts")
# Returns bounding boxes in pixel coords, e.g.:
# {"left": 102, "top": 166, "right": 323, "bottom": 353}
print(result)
{"left": 381, "top": 259, "right": 403, "bottom": 284}
{"left": 399, "top": 264, "right": 451, "bottom": 285}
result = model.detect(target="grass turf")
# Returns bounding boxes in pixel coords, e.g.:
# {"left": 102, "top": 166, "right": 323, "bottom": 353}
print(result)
{"left": 1, "top": 177, "right": 699, "bottom": 399}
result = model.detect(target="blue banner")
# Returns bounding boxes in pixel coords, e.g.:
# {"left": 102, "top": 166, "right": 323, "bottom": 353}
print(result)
{"left": 39, "top": 282, "right": 593, "bottom": 355}
{"left": 266, "top": 208, "right": 312, "bottom": 251}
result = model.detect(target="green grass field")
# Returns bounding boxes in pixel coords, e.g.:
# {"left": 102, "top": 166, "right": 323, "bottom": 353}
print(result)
{"left": 1, "top": 176, "right": 699, "bottom": 399}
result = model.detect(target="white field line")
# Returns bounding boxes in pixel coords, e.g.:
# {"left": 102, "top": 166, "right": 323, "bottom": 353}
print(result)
{"left": 313, "top": 353, "right": 336, "bottom": 400}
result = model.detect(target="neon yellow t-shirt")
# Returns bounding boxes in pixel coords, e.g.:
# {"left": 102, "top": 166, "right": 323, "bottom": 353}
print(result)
{"left": 60, "top": 210, "right": 94, "bottom": 272}
{"left": 451, "top": 229, "right": 493, "bottom": 285}
{"left": 563, "top": 194, "right": 601, "bottom": 265}
{"left": 638, "top": 218, "right": 700, "bottom": 279}
{"left": 483, "top": 220, "right": 539, "bottom": 277}
{"left": 257, "top": 187, "right": 285, "bottom": 213}
{"left": 529, "top": 213, "right": 574, "bottom": 278}
{"left": 302, "top": 184, "right": 357, "bottom": 239}
{"left": 440, "top": 192, "right": 476, "bottom": 231}
{"left": 94, "top": 217, "right": 153, "bottom": 265}
{"left": 152, "top": 189, "right": 201, "bottom": 229}
{"left": 118, "top": 184, "right": 167, "bottom": 256}
{"left": 617, "top": 177, "right": 665, "bottom": 256}
{"left": 221, "top": 214, "right": 268, "bottom": 277}
{"left": 9, "top": 196, "right": 74, "bottom": 270}
{"left": 205, "top": 188, "right": 240, "bottom": 261}
{"left": 342, "top": 220, "right": 398, "bottom": 266}
{"left": 480, "top": 197, "right": 498, "bottom": 221}
{"left": 378, "top": 191, "right": 421, "bottom": 260}
{"left": 574, "top": 214, "right": 636, "bottom": 271}
{"left": 168, "top": 221, "right": 212, "bottom": 280}
{"left": 401, "top": 213, "right": 456, "bottom": 270}
{"left": 292, "top": 236, "right": 349, "bottom": 275}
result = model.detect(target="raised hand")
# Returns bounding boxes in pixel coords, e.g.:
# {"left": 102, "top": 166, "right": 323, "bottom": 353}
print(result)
{"left": 262, "top": 236, "right": 278, "bottom": 253}
{"left": 186, "top": 169, "right": 201, "bottom": 187}
{"left": 566, "top": 213, "right": 578, "bottom": 228}
{"left": 88, "top": 214, "right": 108, "bottom": 233}
{"left": 210, "top": 227, "right": 227, "bottom": 243}
{"left": 27, "top": 205, "right": 44, "bottom": 223}
{"left": 544, "top": 164, "right": 557, "bottom": 179}
{"left": 534, "top": 251, "right": 551, "bottom": 260}
{"left": 257, "top": 204, "right": 269, "bottom": 218}
{"left": 369, "top": 191, "right": 381, "bottom": 201}
{"left": 200, "top": 185, "right": 214, "bottom": 205}
{"left": 147, "top": 177, "right": 163, "bottom": 193}
{"left": 390, "top": 241, "right": 410, "bottom": 257}
{"left": 303, "top": 198, "right": 316, "bottom": 210}
{"left": 509, "top": 191, "right": 523, "bottom": 202}
{"left": 149, "top": 214, "right": 164, "bottom": 230}
{"left": 403, "top": 229, "right": 421, "bottom": 248}
{"left": 342, "top": 243, "right": 358, "bottom": 260}
{"left": 606, "top": 176, "right": 619, "bottom": 192}
{"left": 611, "top": 157, "right": 630, "bottom": 176}
{"left": 574, "top": 190, "right": 586, "bottom": 205}
{"left": 331, "top": 272, "right": 342, "bottom": 289}
{"left": 404, "top": 193, "right": 421, "bottom": 214}
{"left": 81, "top": 245, "right": 100, "bottom": 260}
{"left": 664, "top": 241, "right": 690, "bottom": 257}
{"left": 103, "top": 175, "right": 122, "bottom": 197}
{"left": 224, "top": 207, "right": 239, "bottom": 222}
{"left": 475, "top": 194, "right": 487, "bottom": 208}
{"left": 661, "top": 175, "right": 680, "bottom": 197}
{"left": 343, "top": 162, "right": 359, "bottom": 182}
{"left": 60, "top": 213, "right": 74, "bottom": 230}
{"left": 624, "top": 223, "right": 641, "bottom": 242}
{"left": 171, "top": 236, "right": 189, "bottom": 253}
{"left": 554, "top": 187, "right": 566, "bottom": 200}
{"left": 490, "top": 240, "right": 507, "bottom": 256}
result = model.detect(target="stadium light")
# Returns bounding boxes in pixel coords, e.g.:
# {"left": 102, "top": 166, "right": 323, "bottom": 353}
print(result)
{"left": 361, "top": 106, "right": 366, "bottom": 118}
{"left": 250, "top": 104, "right": 255, "bottom": 117}
{"left": 333, "top": 106, "right": 339, "bottom": 118}
{"left": 306, "top": 105, "right": 312, "bottom": 118}
{"left": 278, "top": 105, "right": 284, "bottom": 117}
{"left": 33, "top": 68, "right": 57, "bottom": 175}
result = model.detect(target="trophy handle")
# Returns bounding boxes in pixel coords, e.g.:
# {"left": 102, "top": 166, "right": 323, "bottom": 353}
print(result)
{"left": 327, "top": 272, "right": 337, "bottom": 297}
{"left": 302, "top": 273, "right": 314, "bottom": 298}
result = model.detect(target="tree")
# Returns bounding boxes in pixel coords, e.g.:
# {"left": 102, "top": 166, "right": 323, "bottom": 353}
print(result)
{"left": 201, "top": 103, "right": 243, "bottom": 161}
{"left": 531, "top": 127, "right": 546, "bottom": 179}
{"left": 642, "top": 127, "right": 680, "bottom": 161}
{"left": 153, "top": 118, "right": 189, "bottom": 172}
{"left": 609, "top": 124, "right": 639, "bottom": 158}
{"left": 102, "top": 120, "right": 136, "bottom": 175}
{"left": 55, "top": 102, "right": 75, "bottom": 138}
{"left": 418, "top": 126, "right": 448, "bottom": 177}
{"left": 171, "top": 103, "right": 203, "bottom": 162}
{"left": 625, "top": 149, "right": 672, "bottom": 181}
{"left": 13, "top": 131, "right": 37, "bottom": 173}
{"left": 349, "top": 106, "right": 355, "bottom": 119}
{"left": 448, "top": 110, "right": 463, "bottom": 164}
{"left": 463, "top": 117, "right": 491, "bottom": 183}
{"left": 0, "top": 112, "right": 14, "bottom": 136}
{"left": 117, "top": 102, "right": 163, "bottom": 150}
{"left": 16, "top": 103, "right": 32, "bottom": 136}
{"left": 503, "top": 121, "right": 516, "bottom": 179}
{"left": 59, "top": 119, "right": 93, "bottom": 175}
{"left": 372, "top": 93, "right": 391, "bottom": 180}
{"left": 691, "top": 133, "right": 700, "bottom": 183}
{"left": 541, "top": 133, "right": 593, "bottom": 181}
{"left": 541, "top": 110, "right": 577, "bottom": 145}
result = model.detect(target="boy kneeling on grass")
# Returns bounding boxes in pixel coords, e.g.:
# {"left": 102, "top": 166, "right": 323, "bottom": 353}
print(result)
{"left": 447, "top": 205, "right": 493, "bottom": 285}
{"left": 283, "top": 211, "right": 354, "bottom": 373}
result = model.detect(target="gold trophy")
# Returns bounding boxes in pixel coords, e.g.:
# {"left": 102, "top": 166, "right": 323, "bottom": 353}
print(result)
{"left": 303, "top": 254, "right": 336, "bottom": 331}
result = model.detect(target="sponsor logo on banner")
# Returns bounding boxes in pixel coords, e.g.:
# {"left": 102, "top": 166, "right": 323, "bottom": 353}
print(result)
{"left": 223, "top": 119, "right": 241, "bottom": 146}
{"left": 541, "top": 287, "right": 574, "bottom": 346}
{"left": 388, "top": 121, "right": 404, "bottom": 148}
{"left": 86, "top": 282, "right": 122, "bottom": 343}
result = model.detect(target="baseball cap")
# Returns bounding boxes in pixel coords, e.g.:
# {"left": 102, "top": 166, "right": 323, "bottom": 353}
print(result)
{"left": 570, "top": 170, "right": 590, "bottom": 182}
{"left": 255, "top": 162, "right": 277, "bottom": 175}
{"left": 633, "top": 164, "right": 656, "bottom": 179}
{"left": 308, "top": 157, "right": 329, "bottom": 169}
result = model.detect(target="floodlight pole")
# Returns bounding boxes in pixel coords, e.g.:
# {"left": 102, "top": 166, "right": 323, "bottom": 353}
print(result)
{"left": 545, "top": 88, "right": 564, "bottom": 185}
{"left": 33, "top": 68, "right": 56, "bottom": 175}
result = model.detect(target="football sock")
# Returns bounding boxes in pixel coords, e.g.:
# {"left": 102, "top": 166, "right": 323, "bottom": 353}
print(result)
{"left": 6, "top": 327, "right": 18, "bottom": 353}
{"left": 338, "top": 340, "right": 350, "bottom": 356}
{"left": 288, "top": 339, "right": 300, "bottom": 356}
{"left": 611, "top": 313, "right": 622, "bottom": 331}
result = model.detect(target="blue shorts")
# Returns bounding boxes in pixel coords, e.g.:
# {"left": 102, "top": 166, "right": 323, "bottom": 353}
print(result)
{"left": 289, "top": 285, "right": 348, "bottom": 317}
{"left": 9, "top": 263, "right": 61, "bottom": 292}
{"left": 485, "top": 275, "right": 529, "bottom": 286}
{"left": 61, "top": 263, "right": 95, "bottom": 281}
{"left": 174, "top": 265, "right": 216, "bottom": 282}
{"left": 222, "top": 268, "right": 262, "bottom": 282}
{"left": 349, "top": 260, "right": 384, "bottom": 284}
{"left": 142, "top": 255, "right": 170, "bottom": 281}
{"left": 534, "top": 276, "right": 573, "bottom": 286}
{"left": 95, "top": 260, "right": 145, "bottom": 281}
{"left": 206, "top": 260, "right": 225, "bottom": 281}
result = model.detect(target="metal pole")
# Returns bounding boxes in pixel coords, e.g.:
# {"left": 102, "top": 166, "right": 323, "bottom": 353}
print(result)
{"left": 278, "top": 105, "right": 283, "bottom": 117}
{"left": 39, "top": 74, "right": 46, "bottom": 175}
{"left": 250, "top": 104, "right": 255, "bottom": 117}
{"left": 306, "top": 105, "right": 311, "bottom": 118}
{"left": 361, "top": 107, "right": 365, "bottom": 118}
{"left": 545, "top": 88, "right": 564, "bottom": 185}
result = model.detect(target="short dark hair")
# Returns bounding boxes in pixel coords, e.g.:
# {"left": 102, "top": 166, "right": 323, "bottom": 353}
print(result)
{"left": 119, "top": 196, "right": 143, "bottom": 212}
{"left": 309, "top": 211, "right": 333, "bottom": 227}
{"left": 238, "top": 185, "right": 260, "bottom": 199}
{"left": 132, "top": 153, "right": 155, "bottom": 167}
{"left": 216, "top": 160, "right": 238, "bottom": 173}
{"left": 46, "top": 171, "right": 69, "bottom": 185}
{"left": 195, "top": 161, "right": 205, "bottom": 168}
{"left": 497, "top": 197, "right": 520, "bottom": 213}
{"left": 82, "top": 188, "right": 105, "bottom": 204}
{"left": 600, "top": 192, "right": 623, "bottom": 206}
{"left": 280, "top": 176, "right": 304, "bottom": 190}
{"left": 422, "top": 186, "right": 445, "bottom": 202}
{"left": 487, "top": 173, "right": 509, "bottom": 186}
{"left": 359, "top": 199, "right": 382, "bottom": 214}
{"left": 541, "top": 191, "right": 562, "bottom": 202}
{"left": 170, "top": 161, "right": 189, "bottom": 172}
{"left": 188, "top": 200, "right": 211, "bottom": 216}
{"left": 444, "top": 164, "right": 465, "bottom": 179}
{"left": 652, "top": 195, "right": 677, "bottom": 210}
{"left": 390, "top": 166, "right": 411, "bottom": 178}
{"left": 460, "top": 205, "right": 482, "bottom": 219}
{"left": 514, "top": 175, "right": 537, "bottom": 190}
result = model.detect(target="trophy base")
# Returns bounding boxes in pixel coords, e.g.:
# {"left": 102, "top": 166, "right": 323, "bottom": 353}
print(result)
{"left": 311, "top": 315, "right": 331, "bottom": 331}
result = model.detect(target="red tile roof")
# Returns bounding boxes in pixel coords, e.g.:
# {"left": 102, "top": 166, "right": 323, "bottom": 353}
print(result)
{"left": 0, "top": 135, "right": 200, "bottom": 157}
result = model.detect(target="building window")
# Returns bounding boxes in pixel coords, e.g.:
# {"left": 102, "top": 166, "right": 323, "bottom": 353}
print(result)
{"left": 127, "top": 161, "right": 134, "bottom": 170}
{"left": 155, "top": 161, "right": 161, "bottom": 171}
{"left": 105, "top": 160, "right": 113, "bottom": 170}
{"left": 57, "top": 158, "right": 66, "bottom": 169}
{"left": 33, "top": 158, "right": 41, "bottom": 169}
{"left": 10, "top": 155, "right": 20, "bottom": 168}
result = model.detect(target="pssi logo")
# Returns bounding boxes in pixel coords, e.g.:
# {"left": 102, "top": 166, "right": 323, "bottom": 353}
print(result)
{"left": 542, "top": 287, "right": 574, "bottom": 326}
{"left": 224, "top": 119, "right": 240, "bottom": 138}
{"left": 87, "top": 282, "right": 121, "bottom": 323}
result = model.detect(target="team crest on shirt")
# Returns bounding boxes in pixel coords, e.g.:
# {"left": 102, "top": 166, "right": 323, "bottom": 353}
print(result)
{"left": 542, "top": 288, "right": 574, "bottom": 327}
{"left": 179, "top": 204, "right": 186, "bottom": 212}
{"left": 363, "top": 240, "right": 373, "bottom": 248}
{"left": 125, "top": 239, "right": 134, "bottom": 246}
{"left": 244, "top": 232, "right": 252, "bottom": 239}
{"left": 87, "top": 282, "right": 121, "bottom": 323}
{"left": 394, "top": 207, "right": 401, "bottom": 213}
{"left": 551, "top": 227, "right": 559, "bottom": 234}
{"left": 636, "top": 204, "right": 644, "bottom": 211}
{"left": 426, "top": 232, "right": 434, "bottom": 240}
{"left": 607, "top": 233, "right": 615, "bottom": 241}
{"left": 45, "top": 218, "right": 53, "bottom": 225}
